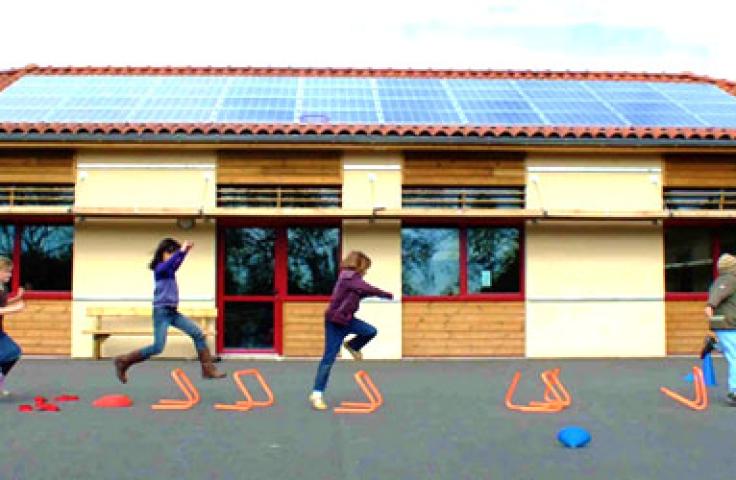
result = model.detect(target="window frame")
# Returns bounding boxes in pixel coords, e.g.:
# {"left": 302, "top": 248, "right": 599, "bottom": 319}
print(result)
{"left": 0, "top": 216, "right": 74, "bottom": 300}
{"left": 401, "top": 219, "right": 525, "bottom": 302}
{"left": 664, "top": 220, "right": 735, "bottom": 301}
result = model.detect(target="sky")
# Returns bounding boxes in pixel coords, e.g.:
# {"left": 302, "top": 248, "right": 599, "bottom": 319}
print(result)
{"left": 1, "top": 0, "right": 735, "bottom": 79}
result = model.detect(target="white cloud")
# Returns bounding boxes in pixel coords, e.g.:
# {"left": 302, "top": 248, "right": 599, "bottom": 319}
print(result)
{"left": 1, "top": 0, "right": 734, "bottom": 79}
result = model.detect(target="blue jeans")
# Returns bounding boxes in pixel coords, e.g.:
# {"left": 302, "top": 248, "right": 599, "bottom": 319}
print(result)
{"left": 139, "top": 306, "right": 207, "bottom": 359}
{"left": 0, "top": 333, "right": 21, "bottom": 375}
{"left": 313, "top": 317, "right": 377, "bottom": 392}
{"left": 716, "top": 331, "right": 736, "bottom": 392}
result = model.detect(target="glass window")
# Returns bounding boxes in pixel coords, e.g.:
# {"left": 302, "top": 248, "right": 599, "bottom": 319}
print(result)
{"left": 224, "top": 228, "right": 275, "bottom": 295}
{"left": 287, "top": 227, "right": 339, "bottom": 295}
{"left": 402, "top": 228, "right": 459, "bottom": 296}
{"left": 467, "top": 227, "right": 520, "bottom": 293}
{"left": 223, "top": 302, "right": 274, "bottom": 349}
{"left": 665, "top": 228, "right": 712, "bottom": 292}
{"left": 719, "top": 230, "right": 736, "bottom": 257}
{"left": 0, "top": 225, "right": 14, "bottom": 259}
{"left": 20, "top": 225, "right": 73, "bottom": 291}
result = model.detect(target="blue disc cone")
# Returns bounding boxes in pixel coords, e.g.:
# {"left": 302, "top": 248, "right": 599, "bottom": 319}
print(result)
{"left": 702, "top": 353, "right": 717, "bottom": 387}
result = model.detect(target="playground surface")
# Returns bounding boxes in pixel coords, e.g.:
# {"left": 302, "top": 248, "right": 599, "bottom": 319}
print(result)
{"left": 1, "top": 357, "right": 734, "bottom": 480}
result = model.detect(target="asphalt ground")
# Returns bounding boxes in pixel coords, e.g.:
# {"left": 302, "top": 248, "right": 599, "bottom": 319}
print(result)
{"left": 1, "top": 357, "right": 734, "bottom": 480}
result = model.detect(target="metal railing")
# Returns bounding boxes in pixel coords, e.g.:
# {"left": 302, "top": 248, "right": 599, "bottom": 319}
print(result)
{"left": 217, "top": 185, "right": 341, "bottom": 208}
{"left": 402, "top": 186, "right": 525, "bottom": 209}
{"left": 0, "top": 184, "right": 74, "bottom": 207}
{"left": 664, "top": 189, "right": 736, "bottom": 210}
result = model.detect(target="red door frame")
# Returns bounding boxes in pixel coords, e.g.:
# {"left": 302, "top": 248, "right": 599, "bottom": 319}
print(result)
{"left": 217, "top": 220, "right": 338, "bottom": 355}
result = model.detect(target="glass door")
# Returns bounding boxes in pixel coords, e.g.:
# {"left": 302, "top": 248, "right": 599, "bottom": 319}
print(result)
{"left": 219, "top": 227, "right": 282, "bottom": 354}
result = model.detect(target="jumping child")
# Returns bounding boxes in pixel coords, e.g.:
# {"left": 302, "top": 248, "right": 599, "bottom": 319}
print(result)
{"left": 705, "top": 253, "right": 736, "bottom": 405}
{"left": 309, "top": 251, "right": 393, "bottom": 410}
{"left": 0, "top": 256, "right": 26, "bottom": 397}
{"left": 114, "top": 238, "right": 225, "bottom": 383}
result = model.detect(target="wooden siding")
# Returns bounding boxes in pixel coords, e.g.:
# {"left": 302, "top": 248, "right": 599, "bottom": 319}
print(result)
{"left": 403, "top": 151, "right": 525, "bottom": 186}
{"left": 0, "top": 150, "right": 75, "bottom": 184}
{"left": 282, "top": 301, "right": 329, "bottom": 356}
{"left": 217, "top": 150, "right": 342, "bottom": 185}
{"left": 403, "top": 302, "right": 525, "bottom": 356}
{"left": 3, "top": 300, "right": 72, "bottom": 355}
{"left": 665, "top": 301, "right": 709, "bottom": 355}
{"left": 664, "top": 155, "right": 736, "bottom": 188}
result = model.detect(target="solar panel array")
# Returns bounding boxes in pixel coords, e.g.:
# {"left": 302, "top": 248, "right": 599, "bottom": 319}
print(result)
{"left": 1, "top": 75, "right": 736, "bottom": 127}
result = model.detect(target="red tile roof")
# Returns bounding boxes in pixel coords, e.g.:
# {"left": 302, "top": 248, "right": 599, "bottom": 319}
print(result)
{"left": 1, "top": 65, "right": 736, "bottom": 144}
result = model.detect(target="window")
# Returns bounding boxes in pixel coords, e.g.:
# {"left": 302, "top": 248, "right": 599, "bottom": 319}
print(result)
{"left": 664, "top": 227, "right": 736, "bottom": 293}
{"left": 223, "top": 228, "right": 275, "bottom": 295}
{"left": 402, "top": 226, "right": 521, "bottom": 297}
{"left": 287, "top": 227, "right": 339, "bottom": 295}
{"left": 0, "top": 223, "right": 73, "bottom": 294}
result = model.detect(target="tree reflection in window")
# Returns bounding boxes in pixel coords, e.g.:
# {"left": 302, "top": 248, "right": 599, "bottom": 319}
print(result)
{"left": 21, "top": 225, "right": 73, "bottom": 291}
{"left": 402, "top": 228, "right": 459, "bottom": 296}
{"left": 467, "top": 227, "right": 520, "bottom": 293}
{"left": 287, "top": 227, "right": 338, "bottom": 295}
{"left": 224, "top": 228, "right": 275, "bottom": 295}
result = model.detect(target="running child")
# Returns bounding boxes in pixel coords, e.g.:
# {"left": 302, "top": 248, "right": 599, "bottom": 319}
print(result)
{"left": 114, "top": 238, "right": 225, "bottom": 383}
{"left": 310, "top": 251, "right": 393, "bottom": 410}
{"left": 0, "top": 256, "right": 26, "bottom": 397}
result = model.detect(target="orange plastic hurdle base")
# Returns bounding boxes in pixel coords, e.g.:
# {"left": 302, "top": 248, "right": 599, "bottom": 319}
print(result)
{"left": 152, "top": 368, "right": 200, "bottom": 411}
{"left": 333, "top": 370, "right": 383, "bottom": 414}
{"left": 660, "top": 366, "right": 708, "bottom": 411}
{"left": 214, "top": 369, "right": 275, "bottom": 412}
{"left": 505, "top": 368, "right": 572, "bottom": 413}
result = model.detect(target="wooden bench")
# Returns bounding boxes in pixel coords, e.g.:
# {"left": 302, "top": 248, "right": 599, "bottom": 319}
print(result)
{"left": 83, "top": 307, "right": 217, "bottom": 360}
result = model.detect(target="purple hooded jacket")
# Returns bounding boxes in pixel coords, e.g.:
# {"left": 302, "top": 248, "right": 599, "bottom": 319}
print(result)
{"left": 325, "top": 269, "right": 393, "bottom": 325}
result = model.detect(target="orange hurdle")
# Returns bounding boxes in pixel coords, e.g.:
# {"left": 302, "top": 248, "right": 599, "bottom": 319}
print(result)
{"left": 152, "top": 368, "right": 200, "bottom": 410}
{"left": 505, "top": 368, "right": 572, "bottom": 413}
{"left": 660, "top": 366, "right": 708, "bottom": 411}
{"left": 334, "top": 370, "right": 383, "bottom": 414}
{"left": 214, "top": 369, "right": 275, "bottom": 412}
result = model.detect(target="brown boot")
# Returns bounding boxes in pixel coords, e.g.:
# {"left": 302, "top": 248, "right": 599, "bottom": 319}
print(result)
{"left": 197, "top": 347, "right": 226, "bottom": 379}
{"left": 113, "top": 350, "right": 146, "bottom": 384}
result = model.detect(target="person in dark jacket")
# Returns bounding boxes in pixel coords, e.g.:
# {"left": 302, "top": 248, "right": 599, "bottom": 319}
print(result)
{"left": 705, "top": 253, "right": 736, "bottom": 405}
{"left": 113, "top": 238, "right": 225, "bottom": 383}
{"left": 310, "top": 250, "right": 393, "bottom": 410}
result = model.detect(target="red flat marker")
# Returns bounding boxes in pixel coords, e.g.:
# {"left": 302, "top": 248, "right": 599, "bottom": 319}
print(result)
{"left": 17, "top": 404, "right": 33, "bottom": 413}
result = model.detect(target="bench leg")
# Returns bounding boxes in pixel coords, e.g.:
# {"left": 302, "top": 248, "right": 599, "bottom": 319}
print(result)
{"left": 93, "top": 335, "right": 110, "bottom": 360}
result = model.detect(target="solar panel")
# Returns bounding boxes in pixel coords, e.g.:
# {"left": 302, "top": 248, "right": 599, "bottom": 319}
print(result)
{"left": 1, "top": 75, "right": 736, "bottom": 129}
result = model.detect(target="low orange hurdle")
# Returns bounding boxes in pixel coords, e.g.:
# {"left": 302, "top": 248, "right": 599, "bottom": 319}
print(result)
{"left": 660, "top": 366, "right": 708, "bottom": 411}
{"left": 334, "top": 370, "right": 383, "bottom": 414}
{"left": 152, "top": 368, "right": 200, "bottom": 411}
{"left": 214, "top": 369, "right": 275, "bottom": 412}
{"left": 505, "top": 368, "right": 572, "bottom": 413}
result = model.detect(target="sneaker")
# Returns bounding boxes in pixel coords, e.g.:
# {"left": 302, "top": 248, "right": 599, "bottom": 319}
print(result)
{"left": 0, "top": 390, "right": 10, "bottom": 399}
{"left": 309, "top": 393, "right": 328, "bottom": 411}
{"left": 700, "top": 336, "right": 719, "bottom": 359}
{"left": 727, "top": 392, "right": 736, "bottom": 407}
{"left": 343, "top": 342, "right": 363, "bottom": 361}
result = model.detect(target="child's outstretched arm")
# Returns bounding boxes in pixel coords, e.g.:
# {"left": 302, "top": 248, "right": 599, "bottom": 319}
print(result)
{"left": 351, "top": 276, "right": 393, "bottom": 300}
{"left": 0, "top": 301, "right": 24, "bottom": 315}
{"left": 155, "top": 241, "right": 193, "bottom": 275}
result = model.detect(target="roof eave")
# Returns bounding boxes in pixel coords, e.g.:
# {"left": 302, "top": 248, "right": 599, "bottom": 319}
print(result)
{"left": 2, "top": 132, "right": 736, "bottom": 148}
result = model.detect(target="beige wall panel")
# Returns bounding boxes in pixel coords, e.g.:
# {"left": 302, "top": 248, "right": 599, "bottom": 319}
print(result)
{"left": 403, "top": 302, "right": 525, "bottom": 356}
{"left": 665, "top": 301, "right": 710, "bottom": 355}
{"left": 526, "top": 222, "right": 665, "bottom": 357}
{"left": 218, "top": 150, "right": 341, "bottom": 185}
{"left": 283, "top": 301, "right": 329, "bottom": 356}
{"left": 72, "top": 219, "right": 216, "bottom": 358}
{"left": 526, "top": 302, "right": 665, "bottom": 357}
{"left": 341, "top": 219, "right": 402, "bottom": 359}
{"left": 526, "top": 154, "right": 662, "bottom": 211}
{"left": 342, "top": 152, "right": 402, "bottom": 210}
{"left": 4, "top": 300, "right": 71, "bottom": 355}
{"left": 75, "top": 150, "right": 215, "bottom": 209}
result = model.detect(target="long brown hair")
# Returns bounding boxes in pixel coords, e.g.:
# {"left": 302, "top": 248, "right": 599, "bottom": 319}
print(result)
{"left": 340, "top": 251, "right": 371, "bottom": 275}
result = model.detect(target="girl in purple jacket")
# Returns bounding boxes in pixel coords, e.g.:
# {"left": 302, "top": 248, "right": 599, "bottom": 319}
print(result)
{"left": 113, "top": 238, "right": 225, "bottom": 383}
{"left": 310, "top": 251, "right": 393, "bottom": 410}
